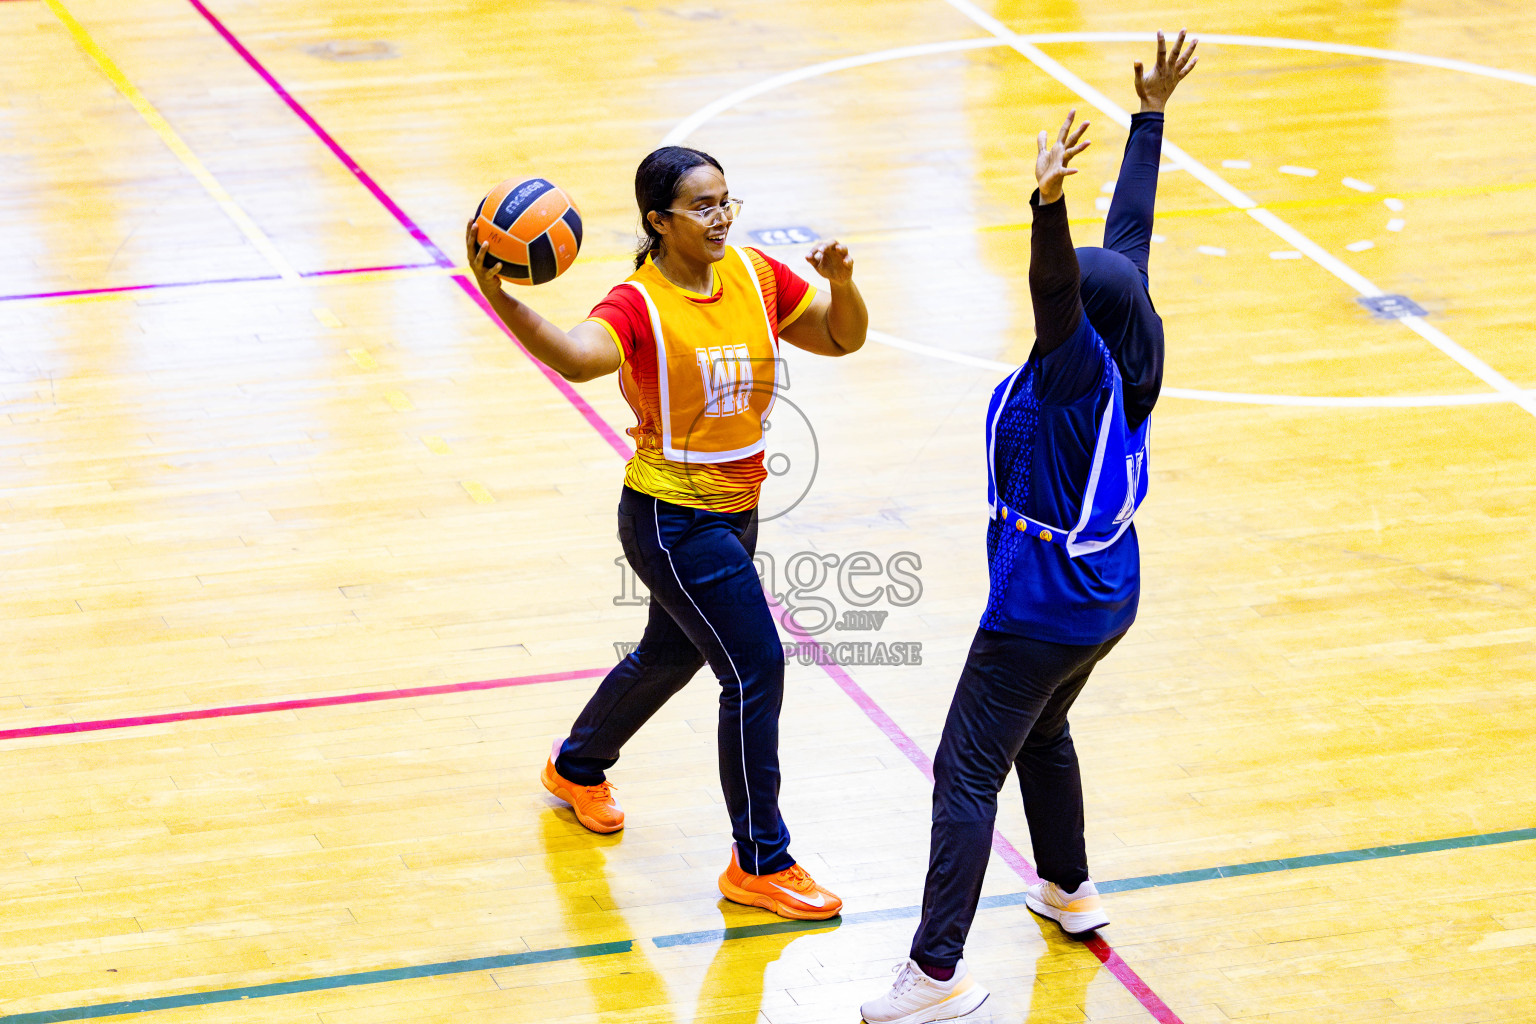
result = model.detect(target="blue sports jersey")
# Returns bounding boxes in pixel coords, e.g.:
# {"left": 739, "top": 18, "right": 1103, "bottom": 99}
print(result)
{"left": 981, "top": 316, "right": 1149, "bottom": 644}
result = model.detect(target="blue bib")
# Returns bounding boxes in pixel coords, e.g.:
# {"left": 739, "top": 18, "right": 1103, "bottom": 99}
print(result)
{"left": 985, "top": 350, "right": 1149, "bottom": 557}
{"left": 980, "top": 329, "right": 1149, "bottom": 644}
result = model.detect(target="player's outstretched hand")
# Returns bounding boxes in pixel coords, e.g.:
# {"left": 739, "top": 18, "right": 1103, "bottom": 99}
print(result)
{"left": 806, "top": 240, "right": 854, "bottom": 284}
{"left": 465, "top": 218, "right": 505, "bottom": 297}
{"left": 1035, "top": 109, "right": 1091, "bottom": 205}
{"left": 1135, "top": 29, "right": 1198, "bottom": 113}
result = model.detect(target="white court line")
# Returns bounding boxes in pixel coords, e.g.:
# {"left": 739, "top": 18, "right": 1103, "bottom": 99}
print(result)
{"left": 934, "top": 0, "right": 1536, "bottom": 419}
{"left": 866, "top": 331, "right": 1535, "bottom": 408}
{"left": 667, "top": 25, "right": 1536, "bottom": 417}
{"left": 866, "top": 329, "right": 1012, "bottom": 372}
{"left": 666, "top": 30, "right": 1536, "bottom": 147}
{"left": 927, "top": 28, "right": 1536, "bottom": 88}
{"left": 661, "top": 37, "right": 1004, "bottom": 146}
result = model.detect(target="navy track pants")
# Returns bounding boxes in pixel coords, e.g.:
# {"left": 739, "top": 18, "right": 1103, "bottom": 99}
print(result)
{"left": 909, "top": 626, "right": 1124, "bottom": 967}
{"left": 556, "top": 486, "right": 793, "bottom": 875}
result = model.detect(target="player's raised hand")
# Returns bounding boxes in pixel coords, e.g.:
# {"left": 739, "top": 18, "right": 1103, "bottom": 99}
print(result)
{"left": 806, "top": 240, "right": 854, "bottom": 284}
{"left": 1035, "top": 109, "right": 1091, "bottom": 205}
{"left": 1135, "top": 29, "right": 1198, "bottom": 113}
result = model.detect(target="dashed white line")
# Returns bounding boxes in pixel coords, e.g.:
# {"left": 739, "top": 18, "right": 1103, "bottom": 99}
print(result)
{"left": 663, "top": 20, "right": 1536, "bottom": 419}
{"left": 939, "top": 6, "right": 1536, "bottom": 419}
{"left": 866, "top": 330, "right": 1536, "bottom": 408}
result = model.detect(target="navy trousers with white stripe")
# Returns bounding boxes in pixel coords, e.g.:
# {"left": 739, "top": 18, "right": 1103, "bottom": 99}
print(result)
{"left": 557, "top": 486, "right": 793, "bottom": 875}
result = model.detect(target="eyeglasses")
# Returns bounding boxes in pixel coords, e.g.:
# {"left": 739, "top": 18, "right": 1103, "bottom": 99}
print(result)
{"left": 665, "top": 198, "right": 744, "bottom": 224}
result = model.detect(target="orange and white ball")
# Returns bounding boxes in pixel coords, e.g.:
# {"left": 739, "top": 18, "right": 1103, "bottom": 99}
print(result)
{"left": 472, "top": 178, "right": 582, "bottom": 285}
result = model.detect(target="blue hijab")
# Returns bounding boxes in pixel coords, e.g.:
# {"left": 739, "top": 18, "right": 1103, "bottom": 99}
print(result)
{"left": 1077, "top": 246, "right": 1163, "bottom": 432}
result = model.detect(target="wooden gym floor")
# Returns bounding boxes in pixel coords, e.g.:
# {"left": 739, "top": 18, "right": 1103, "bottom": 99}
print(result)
{"left": 2, "top": 0, "right": 1534, "bottom": 1021}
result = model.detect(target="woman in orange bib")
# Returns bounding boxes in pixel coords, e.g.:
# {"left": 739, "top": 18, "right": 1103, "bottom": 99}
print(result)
{"left": 466, "top": 146, "right": 868, "bottom": 920}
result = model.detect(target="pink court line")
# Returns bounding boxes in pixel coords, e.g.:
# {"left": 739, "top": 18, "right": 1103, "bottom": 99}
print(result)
{"left": 453, "top": 275, "right": 636, "bottom": 458}
{"left": 0, "top": 263, "right": 439, "bottom": 304}
{"left": 0, "top": 667, "right": 607, "bottom": 743}
{"left": 181, "top": 1, "right": 625, "bottom": 453}
{"left": 188, "top": 6, "right": 1182, "bottom": 1017}
{"left": 304, "top": 262, "right": 438, "bottom": 278}
{"left": 809, "top": 647, "right": 1041, "bottom": 882}
{"left": 0, "top": 273, "right": 279, "bottom": 303}
{"left": 779, "top": 612, "right": 1180, "bottom": 1023}
{"left": 185, "top": 0, "right": 453, "bottom": 271}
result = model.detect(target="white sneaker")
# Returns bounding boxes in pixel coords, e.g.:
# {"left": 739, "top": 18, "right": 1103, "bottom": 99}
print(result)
{"left": 859, "top": 958, "right": 990, "bottom": 1024}
{"left": 1024, "top": 879, "right": 1109, "bottom": 936}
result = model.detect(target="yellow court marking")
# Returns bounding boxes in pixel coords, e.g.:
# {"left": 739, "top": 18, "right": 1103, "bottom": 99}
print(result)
{"left": 44, "top": 0, "right": 302, "bottom": 281}
{"left": 460, "top": 480, "right": 494, "bottom": 504}
{"left": 347, "top": 348, "right": 379, "bottom": 371}
{"left": 21, "top": 169, "right": 1532, "bottom": 308}
{"left": 5, "top": 2, "right": 1536, "bottom": 1021}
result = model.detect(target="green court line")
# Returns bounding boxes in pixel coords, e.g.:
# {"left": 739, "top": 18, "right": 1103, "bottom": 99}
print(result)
{"left": 0, "top": 942, "right": 631, "bottom": 1024}
{"left": 1094, "top": 827, "right": 1536, "bottom": 894}
{"left": 6, "top": 827, "right": 1531, "bottom": 1023}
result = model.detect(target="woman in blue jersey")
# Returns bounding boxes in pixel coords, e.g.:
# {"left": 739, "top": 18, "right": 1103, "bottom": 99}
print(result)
{"left": 861, "top": 31, "right": 1196, "bottom": 1023}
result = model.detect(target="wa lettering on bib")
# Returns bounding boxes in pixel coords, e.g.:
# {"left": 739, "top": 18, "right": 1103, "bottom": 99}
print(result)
{"left": 695, "top": 343, "right": 756, "bottom": 419}
{"left": 625, "top": 246, "right": 780, "bottom": 464}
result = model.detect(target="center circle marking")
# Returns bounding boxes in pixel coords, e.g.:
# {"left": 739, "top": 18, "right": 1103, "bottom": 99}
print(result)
{"left": 663, "top": 33, "right": 1536, "bottom": 409}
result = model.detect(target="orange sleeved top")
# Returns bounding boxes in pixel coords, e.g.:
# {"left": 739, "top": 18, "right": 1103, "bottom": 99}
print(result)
{"left": 585, "top": 246, "right": 816, "bottom": 513}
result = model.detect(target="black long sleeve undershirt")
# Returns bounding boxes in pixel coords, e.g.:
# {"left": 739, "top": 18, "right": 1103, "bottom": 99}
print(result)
{"left": 1102, "top": 111, "right": 1164, "bottom": 282}
{"left": 1028, "top": 189, "right": 1084, "bottom": 361}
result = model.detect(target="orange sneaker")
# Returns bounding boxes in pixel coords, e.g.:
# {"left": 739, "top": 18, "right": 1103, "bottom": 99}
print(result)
{"left": 718, "top": 845, "right": 842, "bottom": 920}
{"left": 540, "top": 738, "right": 623, "bottom": 834}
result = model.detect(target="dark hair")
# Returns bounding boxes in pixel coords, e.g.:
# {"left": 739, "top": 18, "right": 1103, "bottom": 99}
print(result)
{"left": 633, "top": 146, "right": 724, "bottom": 269}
